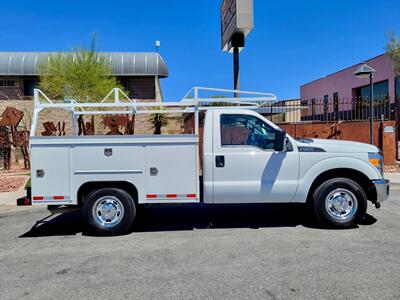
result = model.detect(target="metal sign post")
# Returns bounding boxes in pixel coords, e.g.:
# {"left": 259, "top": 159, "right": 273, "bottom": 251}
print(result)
{"left": 353, "top": 63, "right": 376, "bottom": 145}
{"left": 233, "top": 47, "right": 240, "bottom": 96}
{"left": 221, "top": 0, "right": 253, "bottom": 98}
{"left": 369, "top": 72, "right": 374, "bottom": 145}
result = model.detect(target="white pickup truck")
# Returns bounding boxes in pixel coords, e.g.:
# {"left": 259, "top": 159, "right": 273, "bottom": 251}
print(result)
{"left": 18, "top": 88, "right": 390, "bottom": 235}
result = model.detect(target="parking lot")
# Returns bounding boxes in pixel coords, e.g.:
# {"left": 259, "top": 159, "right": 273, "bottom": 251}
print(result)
{"left": 0, "top": 187, "right": 399, "bottom": 299}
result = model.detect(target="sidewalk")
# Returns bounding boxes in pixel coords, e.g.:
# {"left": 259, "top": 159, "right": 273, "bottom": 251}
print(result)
{"left": 0, "top": 175, "right": 30, "bottom": 213}
{"left": 384, "top": 172, "right": 400, "bottom": 185}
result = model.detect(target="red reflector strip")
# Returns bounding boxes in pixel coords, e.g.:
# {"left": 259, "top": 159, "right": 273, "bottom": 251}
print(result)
{"left": 33, "top": 196, "right": 44, "bottom": 200}
{"left": 146, "top": 193, "right": 198, "bottom": 199}
{"left": 53, "top": 196, "right": 64, "bottom": 200}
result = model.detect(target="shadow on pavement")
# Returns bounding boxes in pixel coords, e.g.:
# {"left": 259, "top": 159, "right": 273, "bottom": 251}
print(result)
{"left": 19, "top": 210, "right": 85, "bottom": 237}
{"left": 19, "top": 203, "right": 376, "bottom": 237}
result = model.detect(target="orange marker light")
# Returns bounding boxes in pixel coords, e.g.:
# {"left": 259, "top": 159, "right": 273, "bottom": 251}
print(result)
{"left": 369, "top": 158, "right": 380, "bottom": 167}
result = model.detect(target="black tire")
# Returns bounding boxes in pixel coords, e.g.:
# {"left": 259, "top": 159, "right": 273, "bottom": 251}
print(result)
{"left": 83, "top": 188, "right": 136, "bottom": 235}
{"left": 312, "top": 178, "right": 367, "bottom": 228}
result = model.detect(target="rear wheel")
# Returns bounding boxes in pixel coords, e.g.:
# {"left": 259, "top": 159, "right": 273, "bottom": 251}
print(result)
{"left": 83, "top": 188, "right": 136, "bottom": 235}
{"left": 312, "top": 178, "right": 367, "bottom": 228}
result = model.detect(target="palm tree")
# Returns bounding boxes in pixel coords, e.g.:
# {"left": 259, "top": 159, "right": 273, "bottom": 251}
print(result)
{"left": 149, "top": 107, "right": 168, "bottom": 134}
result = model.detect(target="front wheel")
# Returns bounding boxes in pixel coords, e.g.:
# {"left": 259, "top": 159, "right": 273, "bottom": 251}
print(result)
{"left": 312, "top": 178, "right": 367, "bottom": 228}
{"left": 83, "top": 188, "right": 136, "bottom": 235}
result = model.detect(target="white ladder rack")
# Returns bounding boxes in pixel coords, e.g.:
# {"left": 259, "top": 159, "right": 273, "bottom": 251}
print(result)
{"left": 31, "top": 87, "right": 278, "bottom": 136}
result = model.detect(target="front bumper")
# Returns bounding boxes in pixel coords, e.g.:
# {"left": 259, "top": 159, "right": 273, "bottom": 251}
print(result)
{"left": 372, "top": 179, "right": 390, "bottom": 203}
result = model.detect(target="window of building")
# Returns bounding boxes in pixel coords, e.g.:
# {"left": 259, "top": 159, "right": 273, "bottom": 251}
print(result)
{"left": 323, "top": 95, "right": 329, "bottom": 115}
{"left": 220, "top": 114, "right": 276, "bottom": 150}
{"left": 396, "top": 76, "right": 400, "bottom": 102}
{"left": 311, "top": 98, "right": 316, "bottom": 116}
{"left": 0, "top": 80, "right": 15, "bottom": 86}
{"left": 355, "top": 80, "right": 389, "bottom": 101}
{"left": 333, "top": 92, "right": 339, "bottom": 112}
{"left": 23, "top": 79, "right": 36, "bottom": 96}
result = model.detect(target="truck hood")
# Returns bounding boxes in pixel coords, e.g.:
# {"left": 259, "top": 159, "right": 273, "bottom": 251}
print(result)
{"left": 295, "top": 138, "right": 379, "bottom": 153}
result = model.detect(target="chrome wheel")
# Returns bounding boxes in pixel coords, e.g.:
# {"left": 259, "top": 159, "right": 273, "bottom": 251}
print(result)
{"left": 325, "top": 188, "right": 358, "bottom": 221}
{"left": 92, "top": 196, "right": 124, "bottom": 228}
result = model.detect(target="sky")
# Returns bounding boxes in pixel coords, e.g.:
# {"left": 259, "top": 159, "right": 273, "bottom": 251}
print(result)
{"left": 1, "top": 0, "right": 399, "bottom": 101}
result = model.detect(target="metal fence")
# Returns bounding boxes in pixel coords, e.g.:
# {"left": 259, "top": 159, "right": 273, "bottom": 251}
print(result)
{"left": 259, "top": 97, "right": 398, "bottom": 124}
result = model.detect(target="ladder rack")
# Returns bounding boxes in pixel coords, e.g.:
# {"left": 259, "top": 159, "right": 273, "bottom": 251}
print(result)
{"left": 31, "top": 87, "right": 278, "bottom": 136}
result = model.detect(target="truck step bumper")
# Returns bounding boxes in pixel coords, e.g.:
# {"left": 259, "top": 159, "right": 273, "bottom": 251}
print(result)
{"left": 17, "top": 196, "right": 32, "bottom": 206}
{"left": 16, "top": 187, "right": 31, "bottom": 206}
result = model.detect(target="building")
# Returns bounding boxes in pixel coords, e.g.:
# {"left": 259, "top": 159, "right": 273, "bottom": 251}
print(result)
{"left": 0, "top": 52, "right": 168, "bottom": 101}
{"left": 300, "top": 54, "right": 399, "bottom": 122}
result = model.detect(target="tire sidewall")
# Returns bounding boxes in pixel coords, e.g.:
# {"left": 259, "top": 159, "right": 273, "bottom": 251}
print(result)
{"left": 313, "top": 178, "right": 367, "bottom": 228}
{"left": 83, "top": 188, "right": 136, "bottom": 235}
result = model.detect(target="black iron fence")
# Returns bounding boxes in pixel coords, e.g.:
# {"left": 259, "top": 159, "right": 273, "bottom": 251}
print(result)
{"left": 258, "top": 97, "right": 399, "bottom": 124}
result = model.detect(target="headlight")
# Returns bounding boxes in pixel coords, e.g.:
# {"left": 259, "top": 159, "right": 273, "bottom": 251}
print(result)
{"left": 368, "top": 152, "right": 383, "bottom": 175}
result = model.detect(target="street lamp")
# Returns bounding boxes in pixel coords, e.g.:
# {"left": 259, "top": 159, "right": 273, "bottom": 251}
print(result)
{"left": 353, "top": 63, "right": 376, "bottom": 145}
{"left": 155, "top": 40, "right": 160, "bottom": 52}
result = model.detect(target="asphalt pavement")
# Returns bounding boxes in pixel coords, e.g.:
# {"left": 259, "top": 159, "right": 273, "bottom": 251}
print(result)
{"left": 0, "top": 188, "right": 399, "bottom": 300}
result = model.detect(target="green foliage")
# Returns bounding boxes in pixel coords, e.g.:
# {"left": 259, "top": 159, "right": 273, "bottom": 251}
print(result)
{"left": 386, "top": 32, "right": 400, "bottom": 75}
{"left": 210, "top": 94, "right": 231, "bottom": 107}
{"left": 38, "top": 37, "right": 125, "bottom": 102}
{"left": 149, "top": 107, "right": 168, "bottom": 134}
{"left": 25, "top": 178, "right": 31, "bottom": 190}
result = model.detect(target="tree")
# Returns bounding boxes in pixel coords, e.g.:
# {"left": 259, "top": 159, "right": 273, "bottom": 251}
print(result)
{"left": 386, "top": 32, "right": 400, "bottom": 75}
{"left": 149, "top": 107, "right": 168, "bottom": 134}
{"left": 38, "top": 36, "right": 124, "bottom": 102}
{"left": 210, "top": 94, "right": 230, "bottom": 107}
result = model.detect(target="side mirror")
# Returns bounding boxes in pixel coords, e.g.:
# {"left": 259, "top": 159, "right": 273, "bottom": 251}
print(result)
{"left": 274, "top": 129, "right": 286, "bottom": 151}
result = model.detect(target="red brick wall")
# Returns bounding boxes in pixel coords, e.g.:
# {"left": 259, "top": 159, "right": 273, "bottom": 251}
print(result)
{"left": 118, "top": 76, "right": 155, "bottom": 99}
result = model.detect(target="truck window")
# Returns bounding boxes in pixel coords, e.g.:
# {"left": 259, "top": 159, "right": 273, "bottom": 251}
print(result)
{"left": 220, "top": 114, "right": 275, "bottom": 150}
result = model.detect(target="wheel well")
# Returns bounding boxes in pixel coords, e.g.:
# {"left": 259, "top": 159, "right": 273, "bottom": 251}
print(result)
{"left": 77, "top": 181, "right": 139, "bottom": 206}
{"left": 307, "top": 168, "right": 377, "bottom": 203}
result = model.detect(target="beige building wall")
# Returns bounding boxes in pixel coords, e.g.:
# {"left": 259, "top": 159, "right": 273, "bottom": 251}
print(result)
{"left": 284, "top": 100, "right": 302, "bottom": 123}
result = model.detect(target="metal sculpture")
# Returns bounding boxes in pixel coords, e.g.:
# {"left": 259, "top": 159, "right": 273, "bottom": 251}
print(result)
{"left": 78, "top": 115, "right": 95, "bottom": 136}
{"left": 11, "top": 130, "right": 30, "bottom": 168}
{"left": 103, "top": 115, "right": 129, "bottom": 135}
{"left": 0, "top": 107, "right": 23, "bottom": 128}
{"left": 0, "top": 107, "right": 30, "bottom": 170}
{"left": 0, "top": 126, "right": 12, "bottom": 170}
{"left": 41, "top": 121, "right": 65, "bottom": 136}
{"left": 125, "top": 115, "right": 135, "bottom": 135}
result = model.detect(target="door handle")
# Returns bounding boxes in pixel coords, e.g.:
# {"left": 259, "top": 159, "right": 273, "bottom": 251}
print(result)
{"left": 215, "top": 155, "right": 225, "bottom": 168}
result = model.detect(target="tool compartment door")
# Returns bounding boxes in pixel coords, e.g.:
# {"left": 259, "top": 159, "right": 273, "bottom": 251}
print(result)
{"left": 30, "top": 144, "right": 71, "bottom": 203}
{"left": 145, "top": 142, "right": 199, "bottom": 202}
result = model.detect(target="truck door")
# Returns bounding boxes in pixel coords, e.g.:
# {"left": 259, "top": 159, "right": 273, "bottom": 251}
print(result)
{"left": 211, "top": 111, "right": 299, "bottom": 204}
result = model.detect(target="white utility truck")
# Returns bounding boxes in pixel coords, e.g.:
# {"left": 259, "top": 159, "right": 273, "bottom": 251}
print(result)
{"left": 18, "top": 88, "right": 390, "bottom": 235}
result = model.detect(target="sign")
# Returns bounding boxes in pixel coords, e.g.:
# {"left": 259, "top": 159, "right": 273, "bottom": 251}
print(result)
{"left": 383, "top": 126, "right": 394, "bottom": 133}
{"left": 221, "top": 0, "right": 253, "bottom": 52}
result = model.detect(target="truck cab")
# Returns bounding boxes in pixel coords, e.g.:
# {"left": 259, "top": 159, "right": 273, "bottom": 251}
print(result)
{"left": 203, "top": 109, "right": 299, "bottom": 204}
